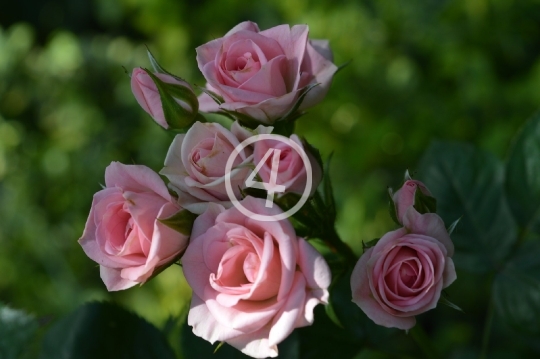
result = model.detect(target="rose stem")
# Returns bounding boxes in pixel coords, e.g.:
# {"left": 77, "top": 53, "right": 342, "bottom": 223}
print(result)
{"left": 480, "top": 297, "right": 494, "bottom": 359}
{"left": 409, "top": 324, "right": 439, "bottom": 358}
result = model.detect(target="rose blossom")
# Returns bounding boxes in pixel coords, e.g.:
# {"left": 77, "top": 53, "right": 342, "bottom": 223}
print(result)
{"left": 351, "top": 208, "right": 456, "bottom": 330}
{"left": 182, "top": 197, "right": 331, "bottom": 358}
{"left": 197, "top": 21, "right": 338, "bottom": 124}
{"left": 160, "top": 121, "right": 271, "bottom": 214}
{"left": 79, "top": 162, "right": 189, "bottom": 291}
{"left": 131, "top": 67, "right": 195, "bottom": 129}
{"left": 253, "top": 134, "right": 322, "bottom": 196}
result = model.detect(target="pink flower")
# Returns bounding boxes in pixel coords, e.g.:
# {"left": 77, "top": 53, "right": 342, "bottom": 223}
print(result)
{"left": 197, "top": 21, "right": 338, "bottom": 124}
{"left": 131, "top": 67, "right": 195, "bottom": 129}
{"left": 253, "top": 134, "right": 322, "bottom": 196}
{"left": 392, "top": 179, "right": 434, "bottom": 224}
{"left": 79, "top": 162, "right": 189, "bottom": 291}
{"left": 350, "top": 208, "right": 456, "bottom": 330}
{"left": 182, "top": 197, "right": 331, "bottom": 358}
{"left": 160, "top": 121, "right": 271, "bottom": 214}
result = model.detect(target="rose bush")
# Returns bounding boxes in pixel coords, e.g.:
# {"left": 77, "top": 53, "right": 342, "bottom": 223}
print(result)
{"left": 182, "top": 196, "right": 331, "bottom": 358}
{"left": 79, "top": 162, "right": 189, "bottom": 291}
{"left": 131, "top": 67, "right": 196, "bottom": 129}
{"left": 253, "top": 134, "right": 322, "bottom": 196}
{"left": 196, "top": 21, "right": 338, "bottom": 124}
{"left": 160, "top": 121, "right": 271, "bottom": 214}
{"left": 351, "top": 208, "right": 456, "bottom": 330}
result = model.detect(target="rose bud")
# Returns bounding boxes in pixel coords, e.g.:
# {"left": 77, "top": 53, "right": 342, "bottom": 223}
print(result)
{"left": 391, "top": 179, "right": 436, "bottom": 225}
{"left": 131, "top": 67, "right": 198, "bottom": 130}
{"left": 196, "top": 21, "right": 338, "bottom": 124}
{"left": 79, "top": 162, "right": 190, "bottom": 291}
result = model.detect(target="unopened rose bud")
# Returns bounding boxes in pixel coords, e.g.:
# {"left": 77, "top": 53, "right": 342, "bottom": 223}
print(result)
{"left": 131, "top": 67, "right": 198, "bottom": 130}
{"left": 391, "top": 179, "right": 436, "bottom": 224}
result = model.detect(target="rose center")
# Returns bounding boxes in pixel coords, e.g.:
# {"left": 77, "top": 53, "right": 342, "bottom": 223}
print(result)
{"left": 400, "top": 262, "right": 417, "bottom": 287}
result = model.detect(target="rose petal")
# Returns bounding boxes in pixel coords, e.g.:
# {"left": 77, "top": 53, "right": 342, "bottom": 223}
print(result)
{"left": 100, "top": 266, "right": 138, "bottom": 291}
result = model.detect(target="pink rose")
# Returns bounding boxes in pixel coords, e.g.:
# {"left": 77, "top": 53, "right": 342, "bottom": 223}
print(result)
{"left": 79, "top": 162, "right": 189, "bottom": 291}
{"left": 182, "top": 197, "right": 331, "bottom": 358}
{"left": 131, "top": 67, "right": 195, "bottom": 129}
{"left": 160, "top": 121, "right": 271, "bottom": 214}
{"left": 392, "top": 179, "right": 434, "bottom": 224}
{"left": 197, "top": 21, "right": 338, "bottom": 124}
{"left": 351, "top": 208, "right": 456, "bottom": 330}
{"left": 253, "top": 134, "right": 322, "bottom": 196}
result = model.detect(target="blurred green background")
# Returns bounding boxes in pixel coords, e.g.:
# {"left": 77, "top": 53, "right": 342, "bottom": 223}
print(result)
{"left": 1, "top": 0, "right": 540, "bottom": 357}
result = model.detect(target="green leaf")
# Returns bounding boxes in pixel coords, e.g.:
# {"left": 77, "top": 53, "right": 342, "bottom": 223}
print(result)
{"left": 158, "top": 209, "right": 197, "bottom": 236}
{"left": 196, "top": 85, "right": 224, "bottom": 105}
{"left": 493, "top": 241, "right": 540, "bottom": 335}
{"left": 180, "top": 317, "right": 299, "bottom": 359}
{"left": 335, "top": 59, "right": 352, "bottom": 74}
{"left": 277, "top": 83, "right": 319, "bottom": 123}
{"left": 297, "top": 306, "right": 362, "bottom": 359}
{"left": 417, "top": 141, "right": 517, "bottom": 272}
{"left": 506, "top": 112, "right": 540, "bottom": 234}
{"left": 272, "top": 119, "right": 296, "bottom": 137}
{"left": 0, "top": 303, "right": 38, "bottom": 359}
{"left": 39, "top": 302, "right": 175, "bottom": 359}
{"left": 387, "top": 187, "right": 400, "bottom": 225}
{"left": 413, "top": 189, "right": 437, "bottom": 214}
{"left": 142, "top": 68, "right": 198, "bottom": 130}
{"left": 146, "top": 46, "right": 179, "bottom": 79}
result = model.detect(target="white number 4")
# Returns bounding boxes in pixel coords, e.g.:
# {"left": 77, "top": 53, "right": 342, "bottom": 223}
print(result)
{"left": 245, "top": 148, "right": 286, "bottom": 208}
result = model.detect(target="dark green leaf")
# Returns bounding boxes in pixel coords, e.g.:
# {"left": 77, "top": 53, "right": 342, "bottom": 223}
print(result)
{"left": 447, "top": 216, "right": 462, "bottom": 236}
{"left": 505, "top": 112, "right": 540, "bottom": 234}
{"left": 0, "top": 303, "right": 38, "bottom": 359}
{"left": 196, "top": 86, "right": 224, "bottom": 105}
{"left": 180, "top": 317, "right": 299, "bottom": 359}
{"left": 146, "top": 46, "right": 181, "bottom": 79}
{"left": 39, "top": 302, "right": 175, "bottom": 359}
{"left": 335, "top": 59, "right": 352, "bottom": 74}
{"left": 277, "top": 83, "right": 319, "bottom": 123}
{"left": 272, "top": 120, "right": 296, "bottom": 137}
{"left": 493, "top": 241, "right": 540, "bottom": 335}
{"left": 142, "top": 68, "right": 198, "bottom": 130}
{"left": 158, "top": 209, "right": 197, "bottom": 236}
{"left": 418, "top": 141, "right": 517, "bottom": 272}
{"left": 413, "top": 189, "right": 437, "bottom": 214}
{"left": 387, "top": 187, "right": 400, "bottom": 225}
{"left": 322, "top": 154, "right": 336, "bottom": 224}
{"left": 297, "top": 306, "right": 362, "bottom": 359}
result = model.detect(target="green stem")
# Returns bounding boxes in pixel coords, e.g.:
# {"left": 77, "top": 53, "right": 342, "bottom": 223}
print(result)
{"left": 325, "top": 226, "right": 358, "bottom": 268}
{"left": 480, "top": 297, "right": 494, "bottom": 359}
{"left": 410, "top": 324, "right": 438, "bottom": 358}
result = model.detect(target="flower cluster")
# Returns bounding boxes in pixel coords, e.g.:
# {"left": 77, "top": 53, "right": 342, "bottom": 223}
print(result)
{"left": 79, "top": 21, "right": 458, "bottom": 358}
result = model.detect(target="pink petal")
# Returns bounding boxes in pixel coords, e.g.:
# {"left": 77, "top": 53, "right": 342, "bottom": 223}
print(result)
{"left": 238, "top": 55, "right": 287, "bottom": 97}
{"left": 268, "top": 272, "right": 306, "bottom": 346}
{"left": 225, "top": 21, "right": 260, "bottom": 36}
{"left": 105, "top": 162, "right": 171, "bottom": 201}
{"left": 188, "top": 294, "right": 247, "bottom": 343}
{"left": 100, "top": 266, "right": 138, "bottom": 291}
{"left": 297, "top": 238, "right": 331, "bottom": 290}
{"left": 403, "top": 209, "right": 454, "bottom": 256}
{"left": 351, "top": 248, "right": 416, "bottom": 330}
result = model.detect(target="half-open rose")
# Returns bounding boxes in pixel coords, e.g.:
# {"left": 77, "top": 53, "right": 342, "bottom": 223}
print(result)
{"left": 197, "top": 21, "right": 338, "bottom": 124}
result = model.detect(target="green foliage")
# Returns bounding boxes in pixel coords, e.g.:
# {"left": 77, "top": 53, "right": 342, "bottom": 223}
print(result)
{"left": 418, "top": 141, "right": 517, "bottom": 272}
{"left": 506, "top": 112, "right": 540, "bottom": 234}
{"left": 0, "top": 303, "right": 38, "bottom": 359}
{"left": 39, "top": 302, "right": 176, "bottom": 359}
{"left": 493, "top": 241, "right": 540, "bottom": 335}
